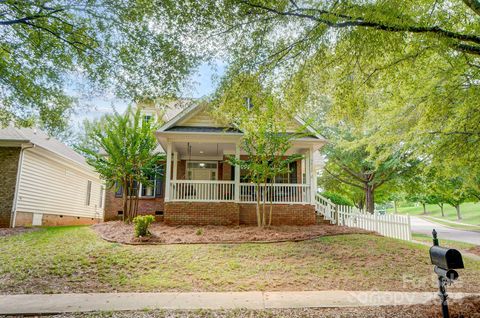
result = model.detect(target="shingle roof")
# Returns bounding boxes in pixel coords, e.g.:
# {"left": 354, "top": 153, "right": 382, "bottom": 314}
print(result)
{"left": 0, "top": 127, "right": 89, "bottom": 168}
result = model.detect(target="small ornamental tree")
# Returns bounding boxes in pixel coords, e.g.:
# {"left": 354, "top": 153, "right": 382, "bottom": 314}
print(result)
{"left": 79, "top": 106, "right": 164, "bottom": 222}
{"left": 213, "top": 74, "right": 305, "bottom": 227}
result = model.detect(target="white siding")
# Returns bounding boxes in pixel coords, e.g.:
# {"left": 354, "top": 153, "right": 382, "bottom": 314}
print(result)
{"left": 15, "top": 148, "right": 104, "bottom": 219}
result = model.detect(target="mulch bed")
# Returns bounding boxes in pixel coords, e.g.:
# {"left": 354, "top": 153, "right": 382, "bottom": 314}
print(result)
{"left": 30, "top": 296, "right": 480, "bottom": 318}
{"left": 0, "top": 227, "right": 39, "bottom": 238}
{"left": 92, "top": 221, "right": 370, "bottom": 245}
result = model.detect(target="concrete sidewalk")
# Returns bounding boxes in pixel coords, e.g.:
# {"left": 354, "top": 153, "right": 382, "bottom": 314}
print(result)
{"left": 0, "top": 291, "right": 478, "bottom": 315}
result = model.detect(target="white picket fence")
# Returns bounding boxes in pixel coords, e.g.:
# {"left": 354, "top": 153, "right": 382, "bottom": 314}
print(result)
{"left": 315, "top": 194, "right": 412, "bottom": 241}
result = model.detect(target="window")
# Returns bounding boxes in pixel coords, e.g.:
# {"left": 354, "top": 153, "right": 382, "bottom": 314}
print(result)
{"left": 143, "top": 115, "right": 152, "bottom": 123}
{"left": 274, "top": 161, "right": 298, "bottom": 184}
{"left": 113, "top": 173, "right": 164, "bottom": 199}
{"left": 141, "top": 173, "right": 156, "bottom": 197}
{"left": 86, "top": 180, "right": 92, "bottom": 206}
{"left": 99, "top": 186, "right": 104, "bottom": 208}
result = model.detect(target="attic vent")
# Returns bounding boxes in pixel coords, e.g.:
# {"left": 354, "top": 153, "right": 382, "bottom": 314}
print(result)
{"left": 245, "top": 97, "right": 253, "bottom": 110}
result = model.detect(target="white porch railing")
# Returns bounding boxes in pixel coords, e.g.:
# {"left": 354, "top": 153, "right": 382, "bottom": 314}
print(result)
{"left": 170, "top": 180, "right": 235, "bottom": 202}
{"left": 315, "top": 193, "right": 336, "bottom": 222}
{"left": 240, "top": 183, "right": 311, "bottom": 204}
{"left": 169, "top": 180, "right": 312, "bottom": 204}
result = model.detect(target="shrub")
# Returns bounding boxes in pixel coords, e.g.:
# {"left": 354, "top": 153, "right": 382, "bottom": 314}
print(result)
{"left": 196, "top": 228, "right": 204, "bottom": 236}
{"left": 321, "top": 191, "right": 354, "bottom": 206}
{"left": 132, "top": 215, "right": 155, "bottom": 237}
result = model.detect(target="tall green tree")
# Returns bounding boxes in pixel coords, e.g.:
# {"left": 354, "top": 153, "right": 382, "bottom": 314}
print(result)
{"left": 79, "top": 107, "right": 163, "bottom": 222}
{"left": 1, "top": 0, "right": 196, "bottom": 135}
{"left": 154, "top": 0, "right": 480, "bottom": 186}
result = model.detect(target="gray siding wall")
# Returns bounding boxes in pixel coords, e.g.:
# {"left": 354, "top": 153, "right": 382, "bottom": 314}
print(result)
{"left": 0, "top": 147, "right": 20, "bottom": 227}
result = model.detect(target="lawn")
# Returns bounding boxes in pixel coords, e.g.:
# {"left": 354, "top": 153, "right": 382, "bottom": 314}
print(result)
{"left": 1, "top": 226, "right": 480, "bottom": 294}
{"left": 387, "top": 202, "right": 480, "bottom": 227}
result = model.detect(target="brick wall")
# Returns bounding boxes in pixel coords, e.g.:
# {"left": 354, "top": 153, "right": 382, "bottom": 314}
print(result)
{"left": 14, "top": 211, "right": 101, "bottom": 227}
{"left": 164, "top": 202, "right": 239, "bottom": 225}
{"left": 239, "top": 203, "right": 316, "bottom": 226}
{"left": 0, "top": 147, "right": 21, "bottom": 228}
{"left": 103, "top": 189, "right": 164, "bottom": 221}
{"left": 222, "top": 157, "right": 232, "bottom": 181}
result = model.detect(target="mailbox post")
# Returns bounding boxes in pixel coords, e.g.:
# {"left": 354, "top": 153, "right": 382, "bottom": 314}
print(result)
{"left": 430, "top": 229, "right": 464, "bottom": 318}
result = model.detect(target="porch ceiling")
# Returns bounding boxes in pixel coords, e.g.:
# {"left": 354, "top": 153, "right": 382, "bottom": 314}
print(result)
{"left": 173, "top": 142, "right": 235, "bottom": 159}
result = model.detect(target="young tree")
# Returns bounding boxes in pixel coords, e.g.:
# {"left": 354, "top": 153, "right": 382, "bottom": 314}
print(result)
{"left": 79, "top": 107, "right": 163, "bottom": 222}
{"left": 213, "top": 74, "right": 304, "bottom": 227}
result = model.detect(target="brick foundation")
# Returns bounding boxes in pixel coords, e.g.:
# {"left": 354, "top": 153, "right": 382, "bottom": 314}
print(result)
{"left": 103, "top": 189, "right": 164, "bottom": 221}
{"left": 0, "top": 147, "right": 21, "bottom": 228}
{"left": 14, "top": 211, "right": 101, "bottom": 227}
{"left": 164, "top": 202, "right": 239, "bottom": 226}
{"left": 163, "top": 201, "right": 315, "bottom": 226}
{"left": 239, "top": 203, "right": 316, "bottom": 226}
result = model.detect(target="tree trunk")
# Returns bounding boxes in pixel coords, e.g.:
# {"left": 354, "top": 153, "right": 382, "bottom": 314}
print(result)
{"left": 455, "top": 204, "right": 462, "bottom": 220}
{"left": 438, "top": 203, "right": 444, "bottom": 217}
{"left": 393, "top": 200, "right": 398, "bottom": 214}
{"left": 422, "top": 203, "right": 427, "bottom": 215}
{"left": 255, "top": 183, "right": 261, "bottom": 227}
{"left": 262, "top": 182, "right": 267, "bottom": 227}
{"left": 268, "top": 181, "right": 274, "bottom": 227}
{"left": 122, "top": 181, "right": 128, "bottom": 223}
{"left": 128, "top": 178, "right": 134, "bottom": 222}
{"left": 365, "top": 184, "right": 375, "bottom": 213}
{"left": 133, "top": 185, "right": 140, "bottom": 219}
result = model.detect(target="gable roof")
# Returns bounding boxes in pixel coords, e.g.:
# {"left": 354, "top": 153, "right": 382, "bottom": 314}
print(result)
{"left": 158, "top": 102, "right": 326, "bottom": 141}
{"left": 0, "top": 127, "right": 90, "bottom": 168}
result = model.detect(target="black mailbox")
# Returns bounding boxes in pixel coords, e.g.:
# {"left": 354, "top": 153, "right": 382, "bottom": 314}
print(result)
{"left": 430, "top": 246, "right": 464, "bottom": 270}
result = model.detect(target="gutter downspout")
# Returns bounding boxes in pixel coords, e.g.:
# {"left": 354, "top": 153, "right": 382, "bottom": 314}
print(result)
{"left": 11, "top": 144, "right": 34, "bottom": 228}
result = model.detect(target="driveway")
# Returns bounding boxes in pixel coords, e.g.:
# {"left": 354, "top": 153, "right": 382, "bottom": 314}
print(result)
{"left": 410, "top": 216, "right": 480, "bottom": 245}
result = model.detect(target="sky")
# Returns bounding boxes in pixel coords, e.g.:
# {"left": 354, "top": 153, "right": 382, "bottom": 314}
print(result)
{"left": 73, "top": 61, "right": 226, "bottom": 125}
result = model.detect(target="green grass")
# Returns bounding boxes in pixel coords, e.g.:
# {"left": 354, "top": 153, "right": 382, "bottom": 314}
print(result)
{"left": 387, "top": 202, "right": 480, "bottom": 227}
{"left": 1, "top": 226, "right": 480, "bottom": 294}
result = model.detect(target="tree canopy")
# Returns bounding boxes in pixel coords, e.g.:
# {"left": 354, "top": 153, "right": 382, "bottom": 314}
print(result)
{"left": 154, "top": 0, "right": 480, "bottom": 191}
{"left": 0, "top": 0, "right": 197, "bottom": 135}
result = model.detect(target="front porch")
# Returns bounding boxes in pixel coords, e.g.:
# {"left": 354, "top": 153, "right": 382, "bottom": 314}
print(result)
{"left": 158, "top": 137, "right": 319, "bottom": 226}
{"left": 162, "top": 139, "right": 318, "bottom": 206}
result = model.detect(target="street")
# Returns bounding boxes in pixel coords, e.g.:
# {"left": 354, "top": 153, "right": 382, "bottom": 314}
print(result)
{"left": 410, "top": 216, "right": 480, "bottom": 245}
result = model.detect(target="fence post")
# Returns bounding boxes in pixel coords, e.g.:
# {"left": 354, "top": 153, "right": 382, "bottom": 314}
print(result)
{"left": 407, "top": 214, "right": 412, "bottom": 241}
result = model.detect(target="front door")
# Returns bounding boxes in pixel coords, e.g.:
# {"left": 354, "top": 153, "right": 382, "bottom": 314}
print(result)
{"left": 192, "top": 168, "right": 215, "bottom": 180}
{"left": 187, "top": 161, "right": 218, "bottom": 180}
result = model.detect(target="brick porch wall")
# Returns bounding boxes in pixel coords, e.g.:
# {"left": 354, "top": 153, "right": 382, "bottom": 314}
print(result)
{"left": 0, "top": 147, "right": 21, "bottom": 228}
{"left": 164, "top": 202, "right": 239, "bottom": 226}
{"left": 103, "top": 189, "right": 164, "bottom": 221}
{"left": 239, "top": 203, "right": 316, "bottom": 226}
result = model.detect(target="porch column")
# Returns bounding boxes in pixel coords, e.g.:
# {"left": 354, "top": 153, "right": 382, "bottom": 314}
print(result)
{"left": 173, "top": 151, "right": 178, "bottom": 181}
{"left": 165, "top": 141, "right": 172, "bottom": 202}
{"left": 234, "top": 143, "right": 240, "bottom": 202}
{"left": 309, "top": 147, "right": 316, "bottom": 205}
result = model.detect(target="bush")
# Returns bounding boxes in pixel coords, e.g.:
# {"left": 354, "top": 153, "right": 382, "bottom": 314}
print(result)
{"left": 321, "top": 191, "right": 354, "bottom": 206}
{"left": 196, "top": 228, "right": 204, "bottom": 236}
{"left": 132, "top": 215, "right": 155, "bottom": 237}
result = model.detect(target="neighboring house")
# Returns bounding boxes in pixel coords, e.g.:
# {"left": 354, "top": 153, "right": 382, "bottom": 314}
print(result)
{"left": 104, "top": 102, "right": 326, "bottom": 226}
{"left": 0, "top": 127, "right": 105, "bottom": 228}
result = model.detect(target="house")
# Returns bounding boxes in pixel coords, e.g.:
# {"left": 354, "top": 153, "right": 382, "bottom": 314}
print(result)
{"left": 0, "top": 127, "right": 105, "bottom": 227}
{"left": 104, "top": 102, "right": 326, "bottom": 225}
